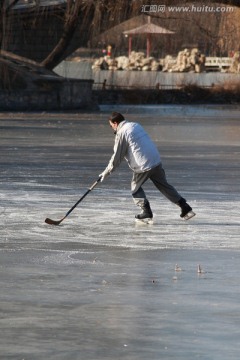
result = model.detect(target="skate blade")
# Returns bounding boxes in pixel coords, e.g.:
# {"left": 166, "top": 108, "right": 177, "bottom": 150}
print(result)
{"left": 135, "top": 218, "right": 153, "bottom": 225}
{"left": 182, "top": 211, "right": 196, "bottom": 220}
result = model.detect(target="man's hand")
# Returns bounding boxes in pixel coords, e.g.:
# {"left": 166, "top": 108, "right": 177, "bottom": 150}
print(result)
{"left": 99, "top": 170, "right": 109, "bottom": 182}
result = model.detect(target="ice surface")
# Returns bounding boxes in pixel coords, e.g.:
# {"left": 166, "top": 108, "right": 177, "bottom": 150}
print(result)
{"left": 0, "top": 106, "right": 240, "bottom": 359}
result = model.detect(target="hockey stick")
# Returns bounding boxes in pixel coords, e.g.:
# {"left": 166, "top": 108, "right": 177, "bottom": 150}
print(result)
{"left": 45, "top": 177, "right": 101, "bottom": 226}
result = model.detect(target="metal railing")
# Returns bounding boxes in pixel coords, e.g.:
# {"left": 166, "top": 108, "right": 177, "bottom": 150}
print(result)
{"left": 92, "top": 81, "right": 212, "bottom": 91}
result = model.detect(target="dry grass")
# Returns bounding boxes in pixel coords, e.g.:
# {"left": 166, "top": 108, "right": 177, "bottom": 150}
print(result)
{"left": 181, "top": 80, "right": 240, "bottom": 102}
{"left": 211, "top": 80, "right": 240, "bottom": 95}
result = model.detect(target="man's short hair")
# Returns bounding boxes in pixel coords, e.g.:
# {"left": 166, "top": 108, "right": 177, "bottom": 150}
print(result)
{"left": 109, "top": 112, "right": 125, "bottom": 124}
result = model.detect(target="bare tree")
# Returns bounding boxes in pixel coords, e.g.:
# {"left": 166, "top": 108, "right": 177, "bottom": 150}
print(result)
{"left": 40, "top": 0, "right": 89, "bottom": 70}
{"left": 40, "top": 0, "right": 133, "bottom": 70}
{"left": 0, "top": 0, "right": 21, "bottom": 48}
{"left": 1, "top": 0, "right": 240, "bottom": 70}
{"left": 40, "top": 0, "right": 240, "bottom": 70}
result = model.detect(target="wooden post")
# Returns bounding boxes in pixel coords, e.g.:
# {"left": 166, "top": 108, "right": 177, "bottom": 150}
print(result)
{"left": 128, "top": 35, "right": 132, "bottom": 57}
{"left": 147, "top": 34, "right": 151, "bottom": 58}
{"left": 147, "top": 16, "right": 151, "bottom": 58}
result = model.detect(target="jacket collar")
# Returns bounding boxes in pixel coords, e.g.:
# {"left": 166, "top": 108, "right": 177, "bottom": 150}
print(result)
{"left": 117, "top": 120, "right": 127, "bottom": 133}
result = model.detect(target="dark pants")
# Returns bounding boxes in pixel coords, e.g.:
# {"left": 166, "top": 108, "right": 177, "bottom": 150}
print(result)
{"left": 131, "top": 164, "right": 182, "bottom": 206}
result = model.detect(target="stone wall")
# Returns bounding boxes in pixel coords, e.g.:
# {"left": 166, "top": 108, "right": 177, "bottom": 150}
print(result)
{"left": 0, "top": 79, "right": 96, "bottom": 111}
{"left": 0, "top": 50, "right": 96, "bottom": 111}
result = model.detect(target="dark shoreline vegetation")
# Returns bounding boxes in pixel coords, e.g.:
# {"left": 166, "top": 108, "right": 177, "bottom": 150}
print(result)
{"left": 94, "top": 82, "right": 240, "bottom": 105}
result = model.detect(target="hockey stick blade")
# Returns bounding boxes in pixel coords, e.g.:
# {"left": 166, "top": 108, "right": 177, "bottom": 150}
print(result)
{"left": 45, "top": 217, "right": 65, "bottom": 226}
{"left": 44, "top": 178, "right": 101, "bottom": 226}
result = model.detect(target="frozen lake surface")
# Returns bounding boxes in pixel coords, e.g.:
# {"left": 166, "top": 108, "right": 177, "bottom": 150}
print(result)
{"left": 0, "top": 105, "right": 240, "bottom": 359}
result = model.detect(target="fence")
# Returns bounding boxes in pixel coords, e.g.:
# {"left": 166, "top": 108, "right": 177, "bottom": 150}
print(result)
{"left": 93, "top": 80, "right": 212, "bottom": 91}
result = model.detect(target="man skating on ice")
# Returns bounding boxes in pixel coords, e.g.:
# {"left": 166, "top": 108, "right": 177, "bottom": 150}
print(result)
{"left": 99, "top": 112, "right": 195, "bottom": 223}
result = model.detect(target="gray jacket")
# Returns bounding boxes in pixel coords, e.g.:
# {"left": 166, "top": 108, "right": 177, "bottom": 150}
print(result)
{"left": 104, "top": 121, "right": 161, "bottom": 175}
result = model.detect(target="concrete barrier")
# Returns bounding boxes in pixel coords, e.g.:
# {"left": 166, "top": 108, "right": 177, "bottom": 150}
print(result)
{"left": 0, "top": 78, "right": 96, "bottom": 111}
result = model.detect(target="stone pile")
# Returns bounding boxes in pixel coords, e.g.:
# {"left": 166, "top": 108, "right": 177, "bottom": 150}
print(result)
{"left": 92, "top": 49, "right": 206, "bottom": 73}
{"left": 92, "top": 51, "right": 162, "bottom": 71}
{"left": 229, "top": 51, "right": 240, "bottom": 73}
{"left": 162, "top": 48, "right": 205, "bottom": 73}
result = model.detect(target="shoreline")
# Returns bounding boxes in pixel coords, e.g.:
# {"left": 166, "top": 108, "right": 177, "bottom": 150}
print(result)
{"left": 93, "top": 87, "right": 240, "bottom": 105}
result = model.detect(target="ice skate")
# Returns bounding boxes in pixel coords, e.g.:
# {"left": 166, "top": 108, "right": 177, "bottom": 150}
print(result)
{"left": 178, "top": 198, "right": 196, "bottom": 221}
{"left": 182, "top": 210, "right": 196, "bottom": 220}
{"left": 135, "top": 217, "right": 154, "bottom": 225}
{"left": 135, "top": 200, "right": 153, "bottom": 224}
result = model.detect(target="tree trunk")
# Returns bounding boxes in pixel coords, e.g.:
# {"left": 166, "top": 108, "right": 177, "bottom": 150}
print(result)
{"left": 41, "top": 0, "right": 89, "bottom": 70}
{"left": 1, "top": 0, "right": 20, "bottom": 48}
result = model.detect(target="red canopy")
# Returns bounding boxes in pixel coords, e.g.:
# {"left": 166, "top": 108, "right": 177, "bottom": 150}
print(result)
{"left": 123, "top": 16, "right": 175, "bottom": 57}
